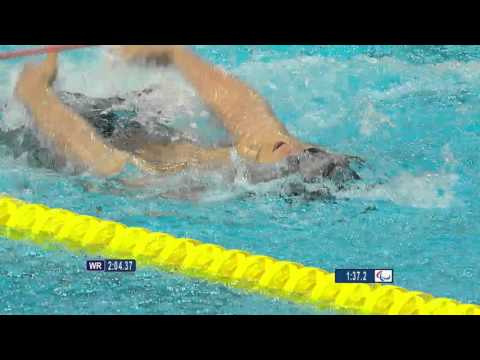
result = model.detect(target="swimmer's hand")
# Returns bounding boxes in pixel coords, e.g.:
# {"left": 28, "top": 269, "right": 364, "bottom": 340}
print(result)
{"left": 15, "top": 53, "right": 58, "bottom": 104}
{"left": 114, "top": 45, "right": 180, "bottom": 65}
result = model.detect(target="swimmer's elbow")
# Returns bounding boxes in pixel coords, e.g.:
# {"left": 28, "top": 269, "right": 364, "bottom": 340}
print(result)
{"left": 93, "top": 165, "right": 122, "bottom": 178}
{"left": 90, "top": 153, "right": 129, "bottom": 178}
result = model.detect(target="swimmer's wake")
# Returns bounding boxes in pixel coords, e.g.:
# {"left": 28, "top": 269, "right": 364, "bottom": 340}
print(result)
{"left": 3, "top": 45, "right": 364, "bottom": 201}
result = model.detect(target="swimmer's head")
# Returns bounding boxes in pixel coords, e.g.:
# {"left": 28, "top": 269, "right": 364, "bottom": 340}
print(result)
{"left": 287, "top": 147, "right": 362, "bottom": 184}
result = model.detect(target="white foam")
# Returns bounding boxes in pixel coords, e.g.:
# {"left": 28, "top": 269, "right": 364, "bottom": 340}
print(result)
{"left": 56, "top": 53, "right": 208, "bottom": 132}
{"left": 0, "top": 48, "right": 230, "bottom": 144}
{"left": 234, "top": 54, "right": 480, "bottom": 138}
{"left": 442, "top": 143, "right": 458, "bottom": 167}
{"left": 3, "top": 48, "right": 480, "bottom": 136}
{"left": 359, "top": 102, "right": 395, "bottom": 136}
{"left": 0, "top": 47, "right": 474, "bottom": 205}
{"left": 338, "top": 171, "right": 459, "bottom": 209}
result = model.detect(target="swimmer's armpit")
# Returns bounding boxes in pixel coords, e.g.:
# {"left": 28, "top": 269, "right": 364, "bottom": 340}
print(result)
{"left": 15, "top": 53, "right": 130, "bottom": 177}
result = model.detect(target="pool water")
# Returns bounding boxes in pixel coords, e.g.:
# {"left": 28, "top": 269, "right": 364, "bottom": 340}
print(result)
{"left": 0, "top": 45, "right": 479, "bottom": 314}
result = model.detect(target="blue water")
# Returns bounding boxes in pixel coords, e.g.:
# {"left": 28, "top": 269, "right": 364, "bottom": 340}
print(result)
{"left": 0, "top": 45, "right": 479, "bottom": 314}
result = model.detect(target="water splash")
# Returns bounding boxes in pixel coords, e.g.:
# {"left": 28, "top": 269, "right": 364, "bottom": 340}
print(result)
{"left": 338, "top": 171, "right": 459, "bottom": 209}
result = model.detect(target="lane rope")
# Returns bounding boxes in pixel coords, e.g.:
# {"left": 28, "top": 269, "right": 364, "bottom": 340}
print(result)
{"left": 0, "top": 45, "right": 95, "bottom": 60}
{"left": 1, "top": 195, "right": 479, "bottom": 315}
{"left": 0, "top": 46, "right": 478, "bottom": 314}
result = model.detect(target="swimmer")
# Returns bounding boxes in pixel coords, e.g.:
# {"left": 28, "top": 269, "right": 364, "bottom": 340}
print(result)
{"left": 13, "top": 45, "right": 362, "bottom": 188}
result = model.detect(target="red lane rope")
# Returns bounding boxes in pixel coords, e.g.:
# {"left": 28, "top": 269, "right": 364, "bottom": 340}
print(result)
{"left": 0, "top": 45, "right": 96, "bottom": 60}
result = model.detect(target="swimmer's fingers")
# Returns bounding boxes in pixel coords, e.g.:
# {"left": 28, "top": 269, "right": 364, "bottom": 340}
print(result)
{"left": 112, "top": 45, "right": 178, "bottom": 65}
{"left": 113, "top": 45, "right": 165, "bottom": 60}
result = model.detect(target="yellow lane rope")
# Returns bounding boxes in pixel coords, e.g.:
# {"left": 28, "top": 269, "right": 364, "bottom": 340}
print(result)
{"left": 1, "top": 195, "right": 478, "bottom": 315}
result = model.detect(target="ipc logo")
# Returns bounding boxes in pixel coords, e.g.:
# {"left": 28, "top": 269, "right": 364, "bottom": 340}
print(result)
{"left": 374, "top": 269, "right": 393, "bottom": 283}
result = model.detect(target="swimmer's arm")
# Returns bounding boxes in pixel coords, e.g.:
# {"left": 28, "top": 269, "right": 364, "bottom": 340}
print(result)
{"left": 119, "top": 46, "right": 302, "bottom": 161}
{"left": 171, "top": 47, "right": 292, "bottom": 152}
{"left": 27, "top": 93, "right": 129, "bottom": 176}
{"left": 137, "top": 143, "right": 234, "bottom": 173}
{"left": 15, "top": 54, "right": 129, "bottom": 177}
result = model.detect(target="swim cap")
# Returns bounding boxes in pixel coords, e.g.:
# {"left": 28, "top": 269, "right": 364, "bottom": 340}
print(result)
{"left": 288, "top": 147, "right": 362, "bottom": 184}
